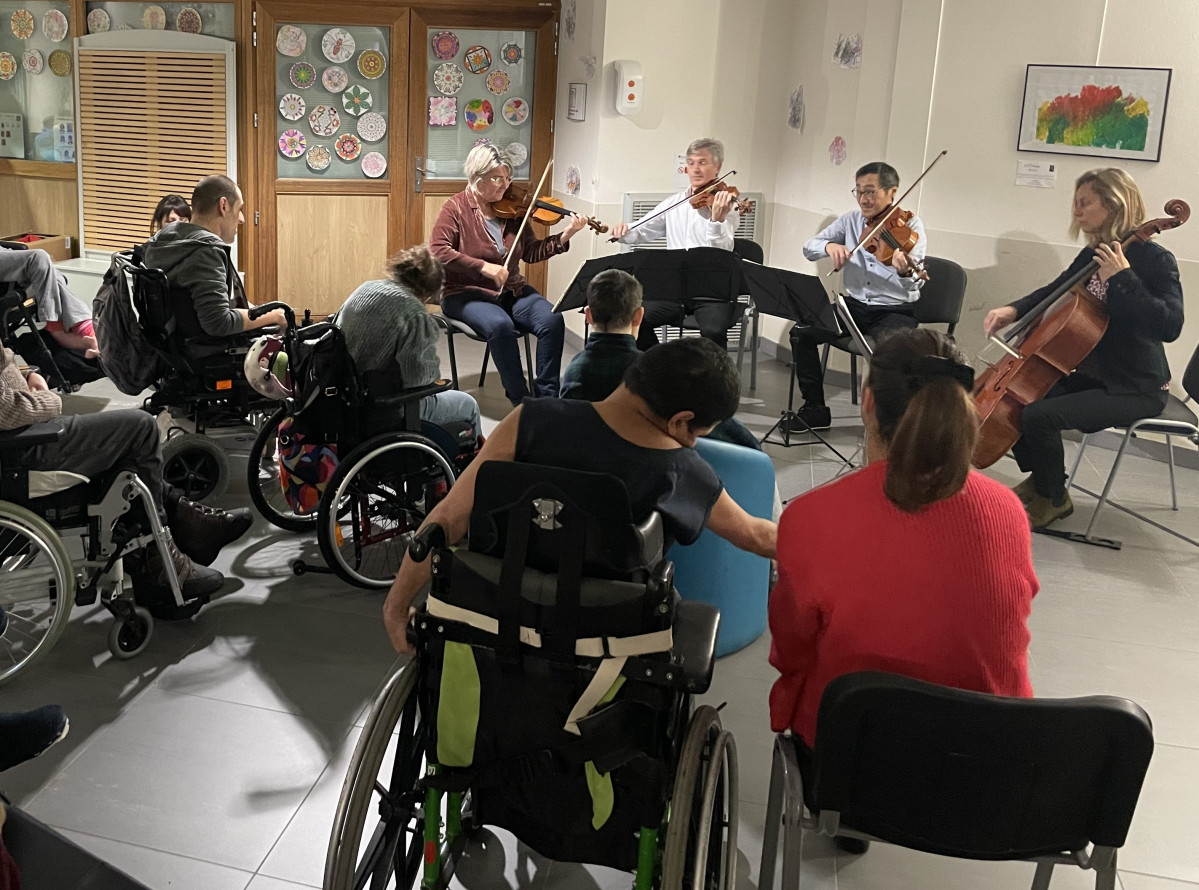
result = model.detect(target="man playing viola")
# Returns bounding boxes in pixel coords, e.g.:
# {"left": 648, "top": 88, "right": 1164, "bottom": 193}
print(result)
{"left": 610, "top": 137, "right": 743, "bottom": 350}
{"left": 788, "top": 161, "right": 926, "bottom": 431}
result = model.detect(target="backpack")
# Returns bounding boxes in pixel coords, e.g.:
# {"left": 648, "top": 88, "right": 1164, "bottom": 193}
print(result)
{"left": 92, "top": 250, "right": 162, "bottom": 395}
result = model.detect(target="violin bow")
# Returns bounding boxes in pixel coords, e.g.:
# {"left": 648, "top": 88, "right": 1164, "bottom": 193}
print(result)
{"left": 503, "top": 158, "right": 554, "bottom": 265}
{"left": 826, "top": 149, "right": 948, "bottom": 278}
{"left": 607, "top": 170, "right": 737, "bottom": 243}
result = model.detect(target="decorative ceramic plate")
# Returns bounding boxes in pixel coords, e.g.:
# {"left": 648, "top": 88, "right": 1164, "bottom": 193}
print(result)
{"left": 278, "top": 92, "right": 305, "bottom": 120}
{"left": 48, "top": 49, "right": 71, "bottom": 76}
{"left": 505, "top": 141, "right": 528, "bottom": 167}
{"left": 22, "top": 49, "right": 42, "bottom": 74}
{"left": 341, "top": 85, "right": 371, "bottom": 116}
{"left": 10, "top": 10, "right": 33, "bottom": 39}
{"left": 141, "top": 6, "right": 166, "bottom": 30}
{"left": 357, "top": 49, "right": 385, "bottom": 79}
{"left": 463, "top": 45, "right": 491, "bottom": 74}
{"left": 86, "top": 9, "right": 110, "bottom": 33}
{"left": 42, "top": 9, "right": 68, "bottom": 41}
{"left": 500, "top": 42, "right": 522, "bottom": 65}
{"left": 307, "top": 104, "right": 340, "bottom": 137}
{"left": 502, "top": 96, "right": 529, "bottom": 125}
{"left": 0, "top": 54, "right": 15, "bottom": 81}
{"left": 463, "top": 98, "right": 493, "bottom": 131}
{"left": 356, "top": 111, "right": 386, "bottom": 142}
{"left": 275, "top": 25, "right": 306, "bottom": 57}
{"left": 428, "top": 96, "right": 455, "bottom": 127}
{"left": 289, "top": 61, "right": 316, "bottom": 89}
{"left": 279, "top": 129, "right": 306, "bottom": 158}
{"left": 485, "top": 70, "right": 510, "bottom": 96}
{"left": 321, "top": 28, "right": 355, "bottom": 63}
{"left": 335, "top": 133, "right": 361, "bottom": 161}
{"left": 431, "top": 30, "right": 459, "bottom": 60}
{"left": 176, "top": 8, "right": 202, "bottom": 34}
{"left": 306, "top": 144, "right": 331, "bottom": 171}
{"left": 322, "top": 65, "right": 348, "bottom": 92}
{"left": 432, "top": 62, "right": 464, "bottom": 96}
{"left": 361, "top": 151, "right": 386, "bottom": 178}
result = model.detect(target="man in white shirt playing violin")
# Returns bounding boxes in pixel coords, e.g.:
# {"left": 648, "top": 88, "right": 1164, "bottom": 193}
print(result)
{"left": 611, "top": 137, "right": 743, "bottom": 350}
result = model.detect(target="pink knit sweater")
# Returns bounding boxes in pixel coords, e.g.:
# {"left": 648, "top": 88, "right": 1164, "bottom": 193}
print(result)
{"left": 769, "top": 463, "right": 1038, "bottom": 745}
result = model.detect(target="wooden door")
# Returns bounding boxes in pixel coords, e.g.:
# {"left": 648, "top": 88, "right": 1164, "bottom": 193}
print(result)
{"left": 255, "top": 2, "right": 410, "bottom": 315}
{"left": 406, "top": 8, "right": 558, "bottom": 297}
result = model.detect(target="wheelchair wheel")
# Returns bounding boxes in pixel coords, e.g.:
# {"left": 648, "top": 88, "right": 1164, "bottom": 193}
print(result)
{"left": 661, "top": 705, "right": 739, "bottom": 890}
{"left": 247, "top": 408, "right": 318, "bottom": 533}
{"left": 325, "top": 658, "right": 426, "bottom": 890}
{"left": 162, "top": 433, "right": 229, "bottom": 502}
{"left": 0, "top": 502, "right": 75, "bottom": 685}
{"left": 107, "top": 605, "right": 153, "bottom": 660}
{"left": 317, "top": 434, "right": 456, "bottom": 589}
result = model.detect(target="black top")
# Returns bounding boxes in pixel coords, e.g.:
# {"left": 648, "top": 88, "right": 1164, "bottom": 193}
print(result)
{"left": 1009, "top": 240, "right": 1184, "bottom": 395}
{"left": 560, "top": 332, "right": 640, "bottom": 402}
{"left": 514, "top": 398, "right": 723, "bottom": 551}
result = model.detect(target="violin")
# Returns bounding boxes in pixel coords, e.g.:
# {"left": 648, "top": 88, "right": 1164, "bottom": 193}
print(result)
{"left": 689, "top": 180, "right": 756, "bottom": 215}
{"left": 492, "top": 183, "right": 608, "bottom": 234}
{"left": 861, "top": 206, "right": 929, "bottom": 281}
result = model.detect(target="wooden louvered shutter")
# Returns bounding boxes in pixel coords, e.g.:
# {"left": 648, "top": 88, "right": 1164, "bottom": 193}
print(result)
{"left": 77, "top": 48, "right": 229, "bottom": 253}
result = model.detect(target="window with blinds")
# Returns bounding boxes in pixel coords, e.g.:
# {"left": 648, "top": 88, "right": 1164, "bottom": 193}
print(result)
{"left": 77, "top": 35, "right": 235, "bottom": 256}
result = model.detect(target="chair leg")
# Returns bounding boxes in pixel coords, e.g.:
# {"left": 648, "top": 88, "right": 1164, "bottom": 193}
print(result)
{"left": 1030, "top": 861, "right": 1054, "bottom": 890}
{"left": 523, "top": 334, "right": 535, "bottom": 394}
{"left": 750, "top": 309, "right": 760, "bottom": 391}
{"left": 760, "top": 744, "right": 784, "bottom": 890}
{"left": 444, "top": 331, "right": 460, "bottom": 390}
{"left": 1167, "top": 435, "right": 1178, "bottom": 510}
{"left": 1084, "top": 428, "right": 1136, "bottom": 539}
{"left": 478, "top": 344, "right": 490, "bottom": 388}
{"left": 1066, "top": 433, "right": 1090, "bottom": 488}
{"left": 1093, "top": 848, "right": 1118, "bottom": 890}
{"left": 850, "top": 355, "right": 859, "bottom": 406}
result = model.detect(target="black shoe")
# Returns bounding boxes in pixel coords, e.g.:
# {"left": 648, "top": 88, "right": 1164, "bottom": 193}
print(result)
{"left": 786, "top": 404, "right": 832, "bottom": 433}
{"left": 834, "top": 836, "right": 870, "bottom": 855}
{"left": 0, "top": 705, "right": 69, "bottom": 772}
{"left": 168, "top": 497, "right": 253, "bottom": 567}
{"left": 128, "top": 534, "right": 224, "bottom": 621}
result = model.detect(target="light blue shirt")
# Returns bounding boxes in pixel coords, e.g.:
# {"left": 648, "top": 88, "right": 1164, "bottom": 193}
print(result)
{"left": 803, "top": 209, "right": 926, "bottom": 307}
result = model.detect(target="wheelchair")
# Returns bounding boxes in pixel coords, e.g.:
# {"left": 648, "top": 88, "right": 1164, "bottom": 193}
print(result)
{"left": 245, "top": 303, "right": 476, "bottom": 590}
{"left": 0, "top": 420, "right": 200, "bottom": 684}
{"left": 324, "top": 462, "right": 738, "bottom": 890}
{"left": 122, "top": 254, "right": 279, "bottom": 502}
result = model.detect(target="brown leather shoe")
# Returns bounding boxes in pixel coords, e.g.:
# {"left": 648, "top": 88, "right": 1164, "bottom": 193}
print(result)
{"left": 1012, "top": 476, "right": 1037, "bottom": 506}
{"left": 169, "top": 498, "right": 253, "bottom": 566}
{"left": 1027, "top": 492, "right": 1074, "bottom": 529}
{"left": 131, "top": 533, "right": 224, "bottom": 620}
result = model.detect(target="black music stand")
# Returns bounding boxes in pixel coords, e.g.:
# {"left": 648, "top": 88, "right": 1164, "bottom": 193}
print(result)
{"left": 554, "top": 247, "right": 744, "bottom": 314}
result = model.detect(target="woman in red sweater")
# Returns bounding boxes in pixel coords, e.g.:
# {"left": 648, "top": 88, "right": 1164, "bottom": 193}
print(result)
{"left": 769, "top": 329, "right": 1038, "bottom": 848}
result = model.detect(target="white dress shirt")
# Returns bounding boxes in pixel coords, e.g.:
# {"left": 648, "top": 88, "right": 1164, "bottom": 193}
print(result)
{"left": 617, "top": 188, "right": 739, "bottom": 251}
{"left": 803, "top": 209, "right": 926, "bottom": 306}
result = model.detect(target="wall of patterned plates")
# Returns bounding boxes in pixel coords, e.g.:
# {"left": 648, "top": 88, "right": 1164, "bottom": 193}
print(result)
{"left": 0, "top": 1, "right": 74, "bottom": 161}
{"left": 275, "top": 21, "right": 389, "bottom": 180}
{"left": 425, "top": 26, "right": 534, "bottom": 181}
{"left": 83, "top": 2, "right": 233, "bottom": 39}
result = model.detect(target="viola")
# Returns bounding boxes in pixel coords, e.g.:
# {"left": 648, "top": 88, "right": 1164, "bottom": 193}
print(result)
{"left": 861, "top": 206, "right": 929, "bottom": 280}
{"left": 492, "top": 184, "right": 608, "bottom": 234}
{"left": 689, "top": 180, "right": 755, "bottom": 215}
{"left": 972, "top": 198, "right": 1190, "bottom": 468}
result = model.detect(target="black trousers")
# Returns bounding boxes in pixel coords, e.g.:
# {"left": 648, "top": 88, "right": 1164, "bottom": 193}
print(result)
{"left": 788, "top": 301, "right": 917, "bottom": 406}
{"left": 636, "top": 299, "right": 741, "bottom": 351}
{"left": 1010, "top": 374, "right": 1167, "bottom": 501}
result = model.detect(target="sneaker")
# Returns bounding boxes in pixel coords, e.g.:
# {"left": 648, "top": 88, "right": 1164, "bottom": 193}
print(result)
{"left": 168, "top": 497, "right": 253, "bottom": 567}
{"left": 0, "top": 705, "right": 69, "bottom": 772}
{"left": 786, "top": 404, "right": 832, "bottom": 433}
{"left": 130, "top": 533, "right": 224, "bottom": 621}
{"left": 1011, "top": 476, "right": 1037, "bottom": 506}
{"left": 1027, "top": 492, "right": 1074, "bottom": 530}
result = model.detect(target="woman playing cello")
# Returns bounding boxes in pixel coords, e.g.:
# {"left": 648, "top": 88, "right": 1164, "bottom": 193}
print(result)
{"left": 983, "top": 168, "right": 1185, "bottom": 529}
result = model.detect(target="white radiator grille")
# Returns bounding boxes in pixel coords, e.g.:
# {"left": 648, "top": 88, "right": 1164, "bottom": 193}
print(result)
{"left": 619, "top": 192, "right": 764, "bottom": 253}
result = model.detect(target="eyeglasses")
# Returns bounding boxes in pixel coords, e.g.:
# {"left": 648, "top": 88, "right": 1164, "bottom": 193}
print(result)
{"left": 851, "top": 187, "right": 882, "bottom": 199}
{"left": 485, "top": 173, "right": 512, "bottom": 185}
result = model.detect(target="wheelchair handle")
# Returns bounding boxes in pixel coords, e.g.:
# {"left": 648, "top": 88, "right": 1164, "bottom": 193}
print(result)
{"left": 248, "top": 301, "right": 296, "bottom": 329}
{"left": 409, "top": 523, "right": 447, "bottom": 562}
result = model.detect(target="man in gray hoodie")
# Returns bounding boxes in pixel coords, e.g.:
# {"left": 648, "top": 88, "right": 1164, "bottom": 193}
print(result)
{"left": 142, "top": 175, "right": 287, "bottom": 355}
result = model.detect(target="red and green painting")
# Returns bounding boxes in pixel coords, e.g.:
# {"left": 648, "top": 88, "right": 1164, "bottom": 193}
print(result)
{"left": 1036, "top": 84, "right": 1150, "bottom": 152}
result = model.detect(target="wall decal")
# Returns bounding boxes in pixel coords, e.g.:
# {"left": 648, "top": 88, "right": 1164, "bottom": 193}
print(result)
{"left": 788, "top": 84, "right": 805, "bottom": 131}
{"left": 829, "top": 136, "right": 847, "bottom": 165}
{"left": 832, "top": 34, "right": 862, "bottom": 69}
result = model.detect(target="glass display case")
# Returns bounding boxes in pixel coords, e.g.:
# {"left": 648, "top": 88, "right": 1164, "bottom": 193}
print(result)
{"left": 423, "top": 25, "right": 535, "bottom": 180}
{"left": 274, "top": 21, "right": 389, "bottom": 180}
{"left": 83, "top": 1, "right": 234, "bottom": 39}
{"left": 0, "top": 0, "right": 74, "bottom": 162}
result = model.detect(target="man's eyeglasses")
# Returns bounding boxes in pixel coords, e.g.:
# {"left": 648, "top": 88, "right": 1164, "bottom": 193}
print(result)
{"left": 851, "top": 187, "right": 882, "bottom": 199}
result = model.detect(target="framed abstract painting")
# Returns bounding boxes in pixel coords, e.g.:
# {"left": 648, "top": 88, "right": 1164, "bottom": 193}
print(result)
{"left": 1017, "top": 65, "right": 1171, "bottom": 162}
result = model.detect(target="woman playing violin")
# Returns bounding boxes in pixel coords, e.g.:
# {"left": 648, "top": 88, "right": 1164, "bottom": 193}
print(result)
{"left": 983, "top": 168, "right": 1185, "bottom": 529}
{"left": 430, "top": 143, "right": 588, "bottom": 405}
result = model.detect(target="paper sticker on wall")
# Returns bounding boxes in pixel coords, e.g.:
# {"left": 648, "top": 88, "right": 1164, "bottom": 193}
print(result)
{"left": 788, "top": 85, "right": 804, "bottom": 131}
{"left": 579, "top": 55, "right": 596, "bottom": 81}
{"left": 829, "top": 136, "right": 847, "bottom": 166}
{"left": 832, "top": 34, "right": 862, "bottom": 69}
{"left": 428, "top": 96, "right": 456, "bottom": 127}
{"left": 563, "top": 0, "right": 576, "bottom": 41}
{"left": 566, "top": 166, "right": 581, "bottom": 197}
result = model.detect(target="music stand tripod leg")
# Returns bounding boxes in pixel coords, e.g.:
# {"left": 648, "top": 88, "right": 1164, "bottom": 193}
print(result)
{"left": 759, "top": 357, "right": 856, "bottom": 470}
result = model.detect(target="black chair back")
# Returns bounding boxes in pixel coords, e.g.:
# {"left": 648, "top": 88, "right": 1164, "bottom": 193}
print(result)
{"left": 810, "top": 671, "right": 1153, "bottom": 859}
{"left": 912, "top": 256, "right": 966, "bottom": 333}
{"left": 733, "top": 238, "right": 764, "bottom": 265}
{"left": 1181, "top": 338, "right": 1199, "bottom": 403}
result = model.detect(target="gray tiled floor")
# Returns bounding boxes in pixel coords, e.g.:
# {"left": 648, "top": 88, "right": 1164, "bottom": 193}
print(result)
{"left": 4, "top": 334, "right": 1199, "bottom": 889}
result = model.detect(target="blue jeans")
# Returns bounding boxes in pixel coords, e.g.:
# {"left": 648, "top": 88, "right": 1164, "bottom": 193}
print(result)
{"left": 419, "top": 389, "right": 481, "bottom": 440}
{"left": 442, "top": 288, "right": 564, "bottom": 404}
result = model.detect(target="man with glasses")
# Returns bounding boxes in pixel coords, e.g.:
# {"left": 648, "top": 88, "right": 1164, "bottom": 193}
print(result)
{"left": 611, "top": 138, "right": 743, "bottom": 350}
{"left": 787, "top": 161, "right": 926, "bottom": 431}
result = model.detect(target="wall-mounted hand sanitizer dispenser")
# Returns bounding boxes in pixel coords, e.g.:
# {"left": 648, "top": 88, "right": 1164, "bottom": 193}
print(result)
{"left": 614, "top": 60, "right": 643, "bottom": 116}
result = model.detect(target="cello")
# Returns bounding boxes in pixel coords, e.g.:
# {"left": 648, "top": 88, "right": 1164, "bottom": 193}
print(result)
{"left": 972, "top": 199, "right": 1190, "bottom": 468}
